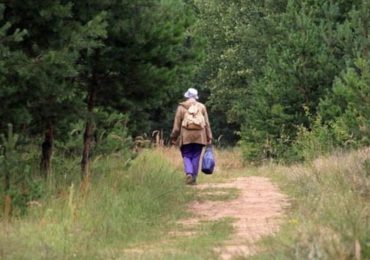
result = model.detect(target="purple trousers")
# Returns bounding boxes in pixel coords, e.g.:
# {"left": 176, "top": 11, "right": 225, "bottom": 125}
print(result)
{"left": 180, "top": 143, "right": 204, "bottom": 177}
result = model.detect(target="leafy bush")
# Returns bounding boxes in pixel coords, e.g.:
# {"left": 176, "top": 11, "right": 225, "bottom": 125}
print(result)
{"left": 241, "top": 126, "right": 299, "bottom": 164}
{"left": 291, "top": 116, "right": 336, "bottom": 161}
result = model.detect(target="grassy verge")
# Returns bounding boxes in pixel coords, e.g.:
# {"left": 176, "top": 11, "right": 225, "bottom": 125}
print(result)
{"left": 253, "top": 148, "right": 370, "bottom": 259}
{"left": 0, "top": 150, "right": 194, "bottom": 259}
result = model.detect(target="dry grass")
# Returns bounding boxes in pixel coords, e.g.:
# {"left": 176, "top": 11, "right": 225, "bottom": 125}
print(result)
{"left": 155, "top": 146, "right": 245, "bottom": 173}
{"left": 214, "top": 148, "right": 245, "bottom": 171}
{"left": 155, "top": 146, "right": 184, "bottom": 170}
{"left": 146, "top": 129, "right": 245, "bottom": 173}
{"left": 254, "top": 147, "right": 370, "bottom": 259}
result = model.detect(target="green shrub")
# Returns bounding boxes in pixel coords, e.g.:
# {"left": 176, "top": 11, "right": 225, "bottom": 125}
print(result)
{"left": 292, "top": 116, "right": 336, "bottom": 161}
{"left": 0, "top": 124, "right": 43, "bottom": 216}
{"left": 56, "top": 111, "right": 133, "bottom": 158}
{"left": 94, "top": 111, "right": 133, "bottom": 156}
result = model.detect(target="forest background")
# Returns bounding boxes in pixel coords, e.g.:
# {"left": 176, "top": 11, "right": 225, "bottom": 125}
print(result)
{"left": 0, "top": 0, "right": 369, "bottom": 250}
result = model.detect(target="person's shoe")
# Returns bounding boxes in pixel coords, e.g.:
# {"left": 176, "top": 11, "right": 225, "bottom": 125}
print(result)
{"left": 186, "top": 174, "right": 194, "bottom": 185}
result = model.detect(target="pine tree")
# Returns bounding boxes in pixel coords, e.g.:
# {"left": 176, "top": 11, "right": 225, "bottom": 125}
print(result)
{"left": 0, "top": 3, "right": 28, "bottom": 131}
{"left": 70, "top": 0, "right": 198, "bottom": 179}
{"left": 1, "top": 1, "right": 106, "bottom": 176}
{"left": 193, "top": 0, "right": 368, "bottom": 160}
{"left": 242, "top": 0, "right": 344, "bottom": 159}
{"left": 319, "top": 0, "right": 370, "bottom": 147}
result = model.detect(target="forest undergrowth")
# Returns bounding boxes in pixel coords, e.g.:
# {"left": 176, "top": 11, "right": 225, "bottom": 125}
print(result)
{"left": 1, "top": 146, "right": 369, "bottom": 259}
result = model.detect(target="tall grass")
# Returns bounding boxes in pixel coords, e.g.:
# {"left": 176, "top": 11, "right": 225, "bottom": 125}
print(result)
{"left": 255, "top": 148, "right": 370, "bottom": 259}
{"left": 0, "top": 150, "right": 192, "bottom": 259}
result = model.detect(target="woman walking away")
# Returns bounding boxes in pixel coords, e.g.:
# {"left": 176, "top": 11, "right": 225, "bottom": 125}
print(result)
{"left": 170, "top": 88, "right": 213, "bottom": 185}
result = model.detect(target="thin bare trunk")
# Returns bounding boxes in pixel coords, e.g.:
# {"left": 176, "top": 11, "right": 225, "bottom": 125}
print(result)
{"left": 4, "top": 170, "right": 9, "bottom": 192}
{"left": 4, "top": 195, "right": 11, "bottom": 221}
{"left": 81, "top": 119, "right": 94, "bottom": 180}
{"left": 4, "top": 170, "right": 11, "bottom": 220}
{"left": 81, "top": 50, "right": 101, "bottom": 184}
{"left": 81, "top": 82, "right": 97, "bottom": 181}
{"left": 40, "top": 125, "right": 53, "bottom": 178}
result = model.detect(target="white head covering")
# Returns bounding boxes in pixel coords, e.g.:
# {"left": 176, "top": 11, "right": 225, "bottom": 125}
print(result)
{"left": 184, "top": 88, "right": 199, "bottom": 100}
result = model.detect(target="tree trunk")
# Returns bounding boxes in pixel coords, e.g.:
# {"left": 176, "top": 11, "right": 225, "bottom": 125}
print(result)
{"left": 4, "top": 195, "right": 12, "bottom": 221}
{"left": 81, "top": 121, "right": 94, "bottom": 180}
{"left": 81, "top": 84, "right": 96, "bottom": 181}
{"left": 40, "top": 125, "right": 53, "bottom": 179}
{"left": 4, "top": 170, "right": 10, "bottom": 192}
{"left": 81, "top": 50, "right": 101, "bottom": 183}
{"left": 4, "top": 170, "right": 11, "bottom": 220}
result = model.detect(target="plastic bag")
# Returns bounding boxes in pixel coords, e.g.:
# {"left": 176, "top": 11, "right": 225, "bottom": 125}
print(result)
{"left": 201, "top": 145, "right": 215, "bottom": 174}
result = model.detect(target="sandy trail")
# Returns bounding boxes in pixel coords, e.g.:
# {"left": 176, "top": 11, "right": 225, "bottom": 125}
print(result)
{"left": 122, "top": 175, "right": 289, "bottom": 259}
{"left": 181, "top": 176, "right": 289, "bottom": 259}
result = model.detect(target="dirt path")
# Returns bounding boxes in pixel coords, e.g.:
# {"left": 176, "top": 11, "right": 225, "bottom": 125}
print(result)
{"left": 122, "top": 175, "right": 289, "bottom": 259}
{"left": 181, "top": 176, "right": 289, "bottom": 259}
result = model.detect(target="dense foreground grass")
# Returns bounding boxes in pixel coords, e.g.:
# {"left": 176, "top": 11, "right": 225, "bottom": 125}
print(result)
{"left": 2, "top": 146, "right": 369, "bottom": 259}
{"left": 254, "top": 148, "right": 370, "bottom": 259}
{"left": 0, "top": 150, "right": 194, "bottom": 259}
